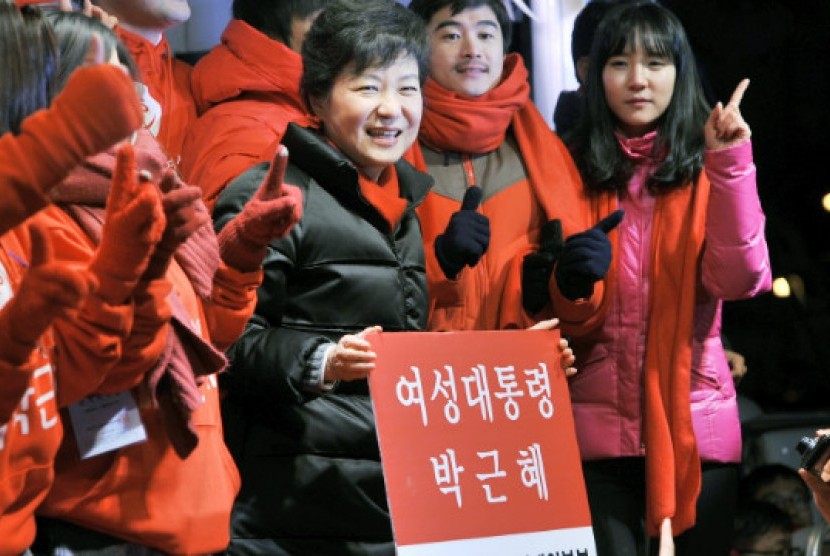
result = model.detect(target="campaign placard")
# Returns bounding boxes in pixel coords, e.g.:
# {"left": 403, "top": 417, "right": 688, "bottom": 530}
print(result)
{"left": 369, "top": 329, "right": 595, "bottom": 556}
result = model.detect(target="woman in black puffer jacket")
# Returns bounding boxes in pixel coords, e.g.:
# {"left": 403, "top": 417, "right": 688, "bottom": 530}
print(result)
{"left": 212, "top": 1, "right": 432, "bottom": 553}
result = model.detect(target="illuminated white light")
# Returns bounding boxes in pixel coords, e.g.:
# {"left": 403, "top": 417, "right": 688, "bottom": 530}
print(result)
{"left": 772, "top": 277, "right": 791, "bottom": 298}
{"left": 822, "top": 192, "right": 830, "bottom": 212}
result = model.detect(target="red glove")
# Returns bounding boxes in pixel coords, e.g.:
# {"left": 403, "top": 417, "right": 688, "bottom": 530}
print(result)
{"left": 0, "top": 64, "right": 142, "bottom": 236}
{"left": 0, "top": 221, "right": 98, "bottom": 366}
{"left": 142, "top": 169, "right": 212, "bottom": 280}
{"left": 216, "top": 146, "right": 303, "bottom": 272}
{"left": 88, "top": 144, "right": 166, "bottom": 304}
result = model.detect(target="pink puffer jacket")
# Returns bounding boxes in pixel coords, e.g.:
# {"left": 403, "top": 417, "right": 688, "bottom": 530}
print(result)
{"left": 569, "top": 136, "right": 771, "bottom": 464}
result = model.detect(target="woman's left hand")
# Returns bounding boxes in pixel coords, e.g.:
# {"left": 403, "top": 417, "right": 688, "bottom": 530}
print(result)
{"left": 704, "top": 78, "right": 751, "bottom": 150}
{"left": 529, "top": 318, "right": 577, "bottom": 377}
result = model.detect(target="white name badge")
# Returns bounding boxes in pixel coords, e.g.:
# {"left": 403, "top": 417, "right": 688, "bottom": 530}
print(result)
{"left": 67, "top": 391, "right": 147, "bottom": 459}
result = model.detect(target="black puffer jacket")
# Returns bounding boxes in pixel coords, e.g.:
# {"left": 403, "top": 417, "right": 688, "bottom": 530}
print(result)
{"left": 213, "top": 123, "right": 432, "bottom": 555}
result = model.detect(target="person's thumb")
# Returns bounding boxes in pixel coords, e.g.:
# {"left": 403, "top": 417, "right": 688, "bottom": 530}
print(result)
{"left": 461, "top": 185, "right": 483, "bottom": 211}
{"left": 594, "top": 209, "right": 624, "bottom": 234}
{"left": 27, "top": 221, "right": 53, "bottom": 269}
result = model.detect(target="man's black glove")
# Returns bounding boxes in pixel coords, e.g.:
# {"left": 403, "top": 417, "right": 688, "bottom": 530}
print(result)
{"left": 522, "top": 219, "right": 564, "bottom": 314}
{"left": 555, "top": 209, "right": 624, "bottom": 301}
{"left": 434, "top": 186, "right": 490, "bottom": 279}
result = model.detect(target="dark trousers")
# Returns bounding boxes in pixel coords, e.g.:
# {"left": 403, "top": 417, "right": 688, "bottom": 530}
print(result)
{"left": 582, "top": 457, "right": 738, "bottom": 556}
{"left": 31, "top": 517, "right": 165, "bottom": 556}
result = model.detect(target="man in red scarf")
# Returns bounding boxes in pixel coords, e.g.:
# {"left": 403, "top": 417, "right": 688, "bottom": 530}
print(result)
{"left": 407, "top": 0, "right": 612, "bottom": 336}
{"left": 92, "top": 0, "right": 195, "bottom": 166}
{"left": 180, "top": 0, "right": 324, "bottom": 208}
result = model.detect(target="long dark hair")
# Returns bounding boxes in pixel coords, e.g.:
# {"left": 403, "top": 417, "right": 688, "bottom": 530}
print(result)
{"left": 46, "top": 11, "right": 138, "bottom": 92}
{"left": 569, "top": 1, "right": 710, "bottom": 195}
{"left": 0, "top": 4, "right": 57, "bottom": 135}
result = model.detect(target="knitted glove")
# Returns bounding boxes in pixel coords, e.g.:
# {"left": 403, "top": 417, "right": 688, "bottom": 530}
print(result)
{"left": 216, "top": 146, "right": 303, "bottom": 272}
{"left": 88, "top": 144, "right": 166, "bottom": 304}
{"left": 434, "top": 186, "right": 490, "bottom": 280}
{"left": 522, "top": 218, "right": 564, "bottom": 314}
{"left": 142, "top": 169, "right": 211, "bottom": 280}
{"left": 0, "top": 64, "right": 142, "bottom": 235}
{"left": 0, "top": 221, "right": 97, "bottom": 365}
{"left": 555, "top": 209, "right": 624, "bottom": 301}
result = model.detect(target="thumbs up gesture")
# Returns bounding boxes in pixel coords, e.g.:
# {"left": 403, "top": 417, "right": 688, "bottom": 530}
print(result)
{"left": 555, "top": 209, "right": 623, "bottom": 301}
{"left": 522, "top": 218, "right": 564, "bottom": 314}
{"left": 216, "top": 145, "right": 304, "bottom": 272}
{"left": 434, "top": 186, "right": 490, "bottom": 280}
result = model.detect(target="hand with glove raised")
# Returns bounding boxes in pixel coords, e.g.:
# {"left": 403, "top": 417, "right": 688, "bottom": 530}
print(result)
{"left": 522, "top": 219, "right": 564, "bottom": 314}
{"left": 555, "top": 209, "right": 624, "bottom": 301}
{"left": 216, "top": 145, "right": 303, "bottom": 272}
{"left": 434, "top": 186, "right": 490, "bottom": 280}
{"left": 0, "top": 39, "right": 142, "bottom": 235}
{"left": 88, "top": 144, "right": 166, "bottom": 305}
{"left": 0, "top": 221, "right": 98, "bottom": 366}
{"left": 142, "top": 169, "right": 212, "bottom": 280}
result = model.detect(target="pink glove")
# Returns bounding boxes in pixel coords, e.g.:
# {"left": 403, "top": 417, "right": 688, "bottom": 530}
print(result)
{"left": 142, "top": 169, "right": 211, "bottom": 280}
{"left": 88, "top": 144, "right": 166, "bottom": 305}
{"left": 0, "top": 221, "right": 98, "bottom": 365}
{"left": 217, "top": 146, "right": 303, "bottom": 272}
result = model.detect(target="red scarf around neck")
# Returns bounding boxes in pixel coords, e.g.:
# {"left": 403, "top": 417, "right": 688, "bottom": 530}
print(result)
{"left": 419, "top": 53, "right": 530, "bottom": 154}
{"left": 604, "top": 132, "right": 709, "bottom": 535}
{"left": 357, "top": 166, "right": 406, "bottom": 233}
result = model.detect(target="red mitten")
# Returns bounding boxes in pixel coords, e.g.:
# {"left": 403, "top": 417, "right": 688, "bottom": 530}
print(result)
{"left": 216, "top": 146, "right": 303, "bottom": 272}
{"left": 88, "top": 144, "right": 166, "bottom": 304}
{"left": 0, "top": 64, "right": 142, "bottom": 235}
{"left": 142, "top": 169, "right": 212, "bottom": 280}
{"left": 0, "top": 221, "right": 98, "bottom": 365}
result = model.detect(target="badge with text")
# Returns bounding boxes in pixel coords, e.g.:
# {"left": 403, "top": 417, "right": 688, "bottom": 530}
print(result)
{"left": 369, "top": 329, "right": 595, "bottom": 556}
{"left": 67, "top": 391, "right": 147, "bottom": 459}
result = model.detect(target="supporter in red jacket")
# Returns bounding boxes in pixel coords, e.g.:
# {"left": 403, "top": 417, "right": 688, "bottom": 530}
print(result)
{"left": 181, "top": 0, "right": 324, "bottom": 207}
{"left": 0, "top": 5, "right": 143, "bottom": 554}
{"left": 407, "top": 0, "right": 606, "bottom": 335}
{"left": 93, "top": 0, "right": 195, "bottom": 165}
{"left": 29, "top": 13, "right": 302, "bottom": 554}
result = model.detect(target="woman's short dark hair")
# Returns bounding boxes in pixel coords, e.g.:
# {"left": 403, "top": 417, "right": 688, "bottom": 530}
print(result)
{"left": 0, "top": 3, "right": 57, "bottom": 135}
{"left": 46, "top": 10, "right": 138, "bottom": 91}
{"left": 570, "top": 1, "right": 710, "bottom": 195}
{"left": 301, "top": 0, "right": 429, "bottom": 107}
{"left": 232, "top": 0, "right": 327, "bottom": 45}
{"left": 408, "top": 0, "right": 512, "bottom": 52}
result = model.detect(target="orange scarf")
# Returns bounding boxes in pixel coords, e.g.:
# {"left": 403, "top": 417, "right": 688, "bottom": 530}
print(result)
{"left": 595, "top": 163, "right": 708, "bottom": 536}
{"left": 411, "top": 54, "right": 606, "bottom": 333}
{"left": 357, "top": 166, "right": 406, "bottom": 233}
{"left": 419, "top": 53, "right": 529, "bottom": 154}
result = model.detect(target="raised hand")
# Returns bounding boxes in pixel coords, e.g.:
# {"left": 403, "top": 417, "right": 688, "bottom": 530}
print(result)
{"left": 555, "top": 209, "right": 623, "bottom": 301}
{"left": 0, "top": 221, "right": 97, "bottom": 365}
{"left": 89, "top": 144, "right": 166, "bottom": 304}
{"left": 216, "top": 145, "right": 304, "bottom": 272}
{"left": 324, "top": 326, "right": 383, "bottom": 383}
{"left": 522, "top": 219, "right": 564, "bottom": 314}
{"left": 142, "top": 169, "right": 212, "bottom": 280}
{"left": 434, "top": 186, "right": 490, "bottom": 279}
{"left": 705, "top": 79, "right": 751, "bottom": 150}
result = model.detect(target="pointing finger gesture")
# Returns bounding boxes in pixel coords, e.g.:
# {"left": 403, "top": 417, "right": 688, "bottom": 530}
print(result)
{"left": 705, "top": 78, "right": 751, "bottom": 150}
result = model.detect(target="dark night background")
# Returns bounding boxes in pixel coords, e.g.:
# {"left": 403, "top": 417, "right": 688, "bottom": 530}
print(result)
{"left": 512, "top": 0, "right": 830, "bottom": 413}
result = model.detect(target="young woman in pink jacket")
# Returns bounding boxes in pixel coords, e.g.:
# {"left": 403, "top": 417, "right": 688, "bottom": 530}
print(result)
{"left": 548, "top": 2, "right": 772, "bottom": 554}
